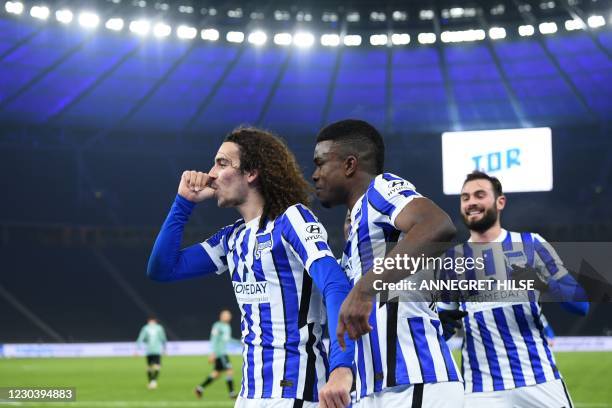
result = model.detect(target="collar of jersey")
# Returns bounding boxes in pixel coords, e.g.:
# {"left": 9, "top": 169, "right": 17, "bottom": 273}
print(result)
{"left": 467, "top": 228, "right": 507, "bottom": 243}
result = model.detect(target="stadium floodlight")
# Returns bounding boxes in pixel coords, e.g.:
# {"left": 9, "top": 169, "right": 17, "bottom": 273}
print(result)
{"left": 346, "top": 11, "right": 360, "bottom": 22}
{"left": 418, "top": 32, "right": 436, "bottom": 44}
{"left": 343, "top": 35, "right": 362, "bottom": 46}
{"left": 441, "top": 29, "right": 485, "bottom": 43}
{"left": 153, "top": 22, "right": 172, "bottom": 38}
{"left": 293, "top": 32, "right": 314, "bottom": 47}
{"left": 55, "top": 9, "right": 73, "bottom": 24}
{"left": 320, "top": 34, "right": 340, "bottom": 47}
{"left": 129, "top": 19, "right": 150, "bottom": 36}
{"left": 78, "top": 12, "right": 100, "bottom": 28}
{"left": 565, "top": 19, "right": 585, "bottom": 31}
{"left": 539, "top": 22, "right": 558, "bottom": 34}
{"left": 176, "top": 25, "right": 196, "bottom": 39}
{"left": 247, "top": 30, "right": 267, "bottom": 46}
{"left": 227, "top": 31, "right": 245, "bottom": 43}
{"left": 30, "top": 5, "right": 50, "bottom": 20}
{"left": 201, "top": 28, "right": 219, "bottom": 41}
{"left": 5, "top": 1, "right": 24, "bottom": 15}
{"left": 392, "top": 11, "right": 407, "bottom": 21}
{"left": 274, "top": 32, "right": 292, "bottom": 46}
{"left": 105, "top": 18, "right": 123, "bottom": 31}
{"left": 391, "top": 33, "right": 410, "bottom": 45}
{"left": 587, "top": 15, "right": 605, "bottom": 28}
{"left": 488, "top": 27, "right": 506, "bottom": 39}
{"left": 370, "top": 34, "right": 388, "bottom": 46}
{"left": 419, "top": 9, "right": 434, "bottom": 20}
{"left": 518, "top": 24, "right": 534, "bottom": 36}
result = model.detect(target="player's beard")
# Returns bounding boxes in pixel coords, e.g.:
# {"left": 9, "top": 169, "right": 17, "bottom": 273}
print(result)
{"left": 462, "top": 206, "right": 499, "bottom": 233}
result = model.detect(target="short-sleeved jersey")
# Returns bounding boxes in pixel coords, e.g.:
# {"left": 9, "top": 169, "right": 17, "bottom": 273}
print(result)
{"left": 199, "top": 204, "right": 334, "bottom": 401}
{"left": 137, "top": 322, "right": 167, "bottom": 356}
{"left": 341, "top": 173, "right": 461, "bottom": 400}
{"left": 210, "top": 321, "right": 232, "bottom": 356}
{"left": 438, "top": 230, "right": 565, "bottom": 393}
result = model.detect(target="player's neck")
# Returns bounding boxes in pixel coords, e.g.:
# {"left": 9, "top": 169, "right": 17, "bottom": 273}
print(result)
{"left": 469, "top": 223, "right": 503, "bottom": 243}
{"left": 237, "top": 190, "right": 264, "bottom": 224}
{"left": 347, "top": 173, "right": 376, "bottom": 211}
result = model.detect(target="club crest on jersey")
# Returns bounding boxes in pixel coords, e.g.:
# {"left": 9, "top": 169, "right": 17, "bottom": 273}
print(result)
{"left": 386, "top": 179, "right": 411, "bottom": 197}
{"left": 254, "top": 233, "right": 273, "bottom": 259}
{"left": 304, "top": 223, "right": 324, "bottom": 242}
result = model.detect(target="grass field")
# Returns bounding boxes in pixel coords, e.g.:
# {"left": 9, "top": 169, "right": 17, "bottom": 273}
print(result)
{"left": 1, "top": 352, "right": 611, "bottom": 407}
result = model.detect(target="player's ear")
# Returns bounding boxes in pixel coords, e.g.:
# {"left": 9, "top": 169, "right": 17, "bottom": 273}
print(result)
{"left": 246, "top": 169, "right": 259, "bottom": 184}
{"left": 345, "top": 155, "right": 358, "bottom": 177}
{"left": 496, "top": 194, "right": 506, "bottom": 211}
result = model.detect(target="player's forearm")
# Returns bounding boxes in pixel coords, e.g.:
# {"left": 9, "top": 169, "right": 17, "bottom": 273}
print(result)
{"left": 147, "top": 195, "right": 213, "bottom": 281}
{"left": 546, "top": 274, "right": 589, "bottom": 310}
{"left": 310, "top": 256, "right": 355, "bottom": 370}
{"left": 359, "top": 218, "right": 456, "bottom": 295}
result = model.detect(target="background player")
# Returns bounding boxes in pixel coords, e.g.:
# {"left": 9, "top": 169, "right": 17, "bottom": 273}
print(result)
{"left": 136, "top": 317, "right": 167, "bottom": 389}
{"left": 438, "top": 170, "right": 588, "bottom": 407}
{"left": 148, "top": 127, "right": 355, "bottom": 408}
{"left": 195, "top": 309, "right": 237, "bottom": 399}
{"left": 313, "top": 119, "right": 463, "bottom": 407}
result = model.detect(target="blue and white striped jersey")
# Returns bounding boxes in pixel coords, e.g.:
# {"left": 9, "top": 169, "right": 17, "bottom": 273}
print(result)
{"left": 438, "top": 229, "right": 565, "bottom": 393}
{"left": 201, "top": 203, "right": 334, "bottom": 401}
{"left": 341, "top": 173, "right": 461, "bottom": 399}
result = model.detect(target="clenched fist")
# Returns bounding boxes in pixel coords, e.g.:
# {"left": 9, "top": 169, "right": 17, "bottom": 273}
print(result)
{"left": 178, "top": 170, "right": 216, "bottom": 203}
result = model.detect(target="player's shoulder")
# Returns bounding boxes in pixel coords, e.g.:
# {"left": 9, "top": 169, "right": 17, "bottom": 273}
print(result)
{"left": 507, "top": 230, "right": 547, "bottom": 243}
{"left": 371, "top": 172, "right": 417, "bottom": 195}
{"left": 279, "top": 203, "right": 320, "bottom": 225}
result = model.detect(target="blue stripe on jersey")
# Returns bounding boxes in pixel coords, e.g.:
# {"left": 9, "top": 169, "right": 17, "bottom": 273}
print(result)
{"left": 399, "top": 190, "right": 417, "bottom": 199}
{"left": 232, "top": 236, "right": 242, "bottom": 282}
{"left": 395, "top": 337, "right": 410, "bottom": 384}
{"left": 271, "top": 220, "right": 300, "bottom": 398}
{"left": 491, "top": 307, "right": 526, "bottom": 388}
{"left": 529, "top": 302, "right": 561, "bottom": 380}
{"left": 368, "top": 304, "right": 384, "bottom": 392}
{"left": 431, "top": 320, "right": 460, "bottom": 381}
{"left": 296, "top": 204, "right": 317, "bottom": 223}
{"left": 533, "top": 238, "right": 559, "bottom": 275}
{"left": 315, "top": 241, "right": 327, "bottom": 251}
{"left": 482, "top": 248, "right": 496, "bottom": 277}
{"left": 381, "top": 173, "right": 402, "bottom": 181}
{"left": 462, "top": 244, "right": 478, "bottom": 296}
{"left": 316, "top": 340, "right": 330, "bottom": 375}
{"left": 521, "top": 233, "right": 535, "bottom": 267}
{"left": 243, "top": 303, "right": 256, "bottom": 398}
{"left": 367, "top": 187, "right": 395, "bottom": 218}
{"left": 474, "top": 312, "right": 504, "bottom": 391}
{"left": 240, "top": 319, "right": 246, "bottom": 397}
{"left": 356, "top": 338, "right": 368, "bottom": 398}
{"left": 240, "top": 229, "right": 250, "bottom": 262}
{"left": 252, "top": 243, "right": 274, "bottom": 397}
{"left": 407, "top": 318, "right": 437, "bottom": 382}
{"left": 356, "top": 201, "right": 383, "bottom": 391}
{"left": 502, "top": 232, "right": 513, "bottom": 251}
{"left": 512, "top": 304, "right": 546, "bottom": 383}
{"left": 463, "top": 315, "right": 483, "bottom": 392}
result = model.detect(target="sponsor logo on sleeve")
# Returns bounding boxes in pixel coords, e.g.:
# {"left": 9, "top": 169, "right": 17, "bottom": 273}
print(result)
{"left": 304, "top": 223, "right": 325, "bottom": 242}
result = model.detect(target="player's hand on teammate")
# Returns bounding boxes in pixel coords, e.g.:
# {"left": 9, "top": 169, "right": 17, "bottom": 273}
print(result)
{"left": 337, "top": 283, "right": 373, "bottom": 346}
{"left": 438, "top": 309, "right": 468, "bottom": 340}
{"left": 510, "top": 264, "right": 548, "bottom": 291}
{"left": 319, "top": 367, "right": 352, "bottom": 408}
{"left": 178, "top": 170, "right": 216, "bottom": 203}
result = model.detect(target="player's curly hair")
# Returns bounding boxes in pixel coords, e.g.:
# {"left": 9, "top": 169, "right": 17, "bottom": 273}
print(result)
{"left": 226, "top": 126, "right": 311, "bottom": 228}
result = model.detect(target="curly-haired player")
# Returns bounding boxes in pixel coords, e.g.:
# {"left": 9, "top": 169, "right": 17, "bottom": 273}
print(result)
{"left": 148, "top": 127, "right": 355, "bottom": 408}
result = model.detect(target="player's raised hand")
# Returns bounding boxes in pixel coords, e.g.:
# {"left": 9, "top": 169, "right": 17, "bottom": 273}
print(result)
{"left": 178, "top": 170, "right": 215, "bottom": 203}
{"left": 319, "top": 367, "right": 352, "bottom": 408}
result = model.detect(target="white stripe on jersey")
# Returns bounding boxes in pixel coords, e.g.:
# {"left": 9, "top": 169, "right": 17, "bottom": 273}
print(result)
{"left": 342, "top": 173, "right": 461, "bottom": 400}
{"left": 440, "top": 230, "right": 563, "bottom": 393}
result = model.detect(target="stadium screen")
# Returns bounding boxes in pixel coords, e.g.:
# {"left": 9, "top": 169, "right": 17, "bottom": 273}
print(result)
{"left": 441, "top": 127, "right": 553, "bottom": 195}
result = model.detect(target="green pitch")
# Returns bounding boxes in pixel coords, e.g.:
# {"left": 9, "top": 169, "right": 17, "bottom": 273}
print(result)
{"left": 0, "top": 352, "right": 611, "bottom": 407}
